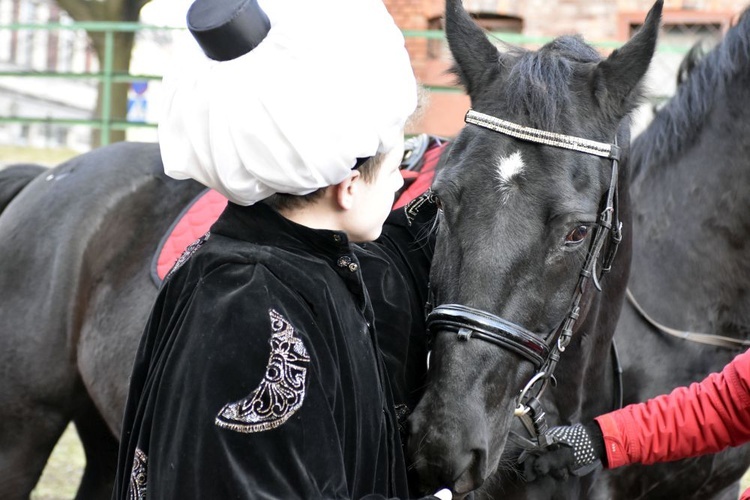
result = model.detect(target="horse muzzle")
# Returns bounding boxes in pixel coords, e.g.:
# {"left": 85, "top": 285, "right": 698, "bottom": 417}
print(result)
{"left": 407, "top": 396, "right": 493, "bottom": 495}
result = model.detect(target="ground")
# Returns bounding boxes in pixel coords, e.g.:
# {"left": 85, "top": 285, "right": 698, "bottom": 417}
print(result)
{"left": 0, "top": 145, "right": 79, "bottom": 168}
{"left": 31, "top": 426, "right": 84, "bottom": 499}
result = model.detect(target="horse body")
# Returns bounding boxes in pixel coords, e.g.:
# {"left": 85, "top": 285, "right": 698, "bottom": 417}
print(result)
{"left": 407, "top": 1, "right": 661, "bottom": 498}
{"left": 0, "top": 142, "right": 204, "bottom": 499}
{"left": 602, "top": 9, "right": 750, "bottom": 498}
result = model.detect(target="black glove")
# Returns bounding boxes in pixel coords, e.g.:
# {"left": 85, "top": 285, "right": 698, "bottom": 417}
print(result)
{"left": 521, "top": 422, "right": 606, "bottom": 482}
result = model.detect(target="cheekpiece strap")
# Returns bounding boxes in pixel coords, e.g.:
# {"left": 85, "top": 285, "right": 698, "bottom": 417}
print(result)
{"left": 465, "top": 109, "right": 620, "bottom": 160}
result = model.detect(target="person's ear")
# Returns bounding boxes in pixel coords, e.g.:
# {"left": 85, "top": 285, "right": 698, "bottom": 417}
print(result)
{"left": 335, "top": 170, "right": 361, "bottom": 210}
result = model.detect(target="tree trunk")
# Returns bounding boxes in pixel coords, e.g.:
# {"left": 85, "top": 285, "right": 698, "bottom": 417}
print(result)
{"left": 54, "top": 0, "right": 150, "bottom": 148}
{"left": 89, "top": 30, "right": 136, "bottom": 147}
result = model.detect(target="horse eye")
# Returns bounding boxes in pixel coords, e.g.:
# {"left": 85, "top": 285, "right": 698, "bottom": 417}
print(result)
{"left": 564, "top": 225, "right": 589, "bottom": 245}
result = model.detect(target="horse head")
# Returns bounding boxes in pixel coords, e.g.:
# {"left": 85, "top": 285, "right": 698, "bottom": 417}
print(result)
{"left": 407, "top": 1, "right": 662, "bottom": 496}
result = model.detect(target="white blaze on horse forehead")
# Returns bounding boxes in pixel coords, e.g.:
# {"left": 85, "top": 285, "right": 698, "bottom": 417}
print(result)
{"left": 495, "top": 150, "right": 525, "bottom": 188}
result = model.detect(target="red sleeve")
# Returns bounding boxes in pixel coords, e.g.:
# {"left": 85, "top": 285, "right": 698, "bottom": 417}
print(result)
{"left": 595, "top": 349, "right": 750, "bottom": 468}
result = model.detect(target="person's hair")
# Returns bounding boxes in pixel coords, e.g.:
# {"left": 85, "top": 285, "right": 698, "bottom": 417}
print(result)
{"left": 262, "top": 152, "right": 387, "bottom": 211}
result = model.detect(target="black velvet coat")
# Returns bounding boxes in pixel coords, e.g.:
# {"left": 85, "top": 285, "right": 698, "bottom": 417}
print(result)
{"left": 113, "top": 199, "right": 436, "bottom": 499}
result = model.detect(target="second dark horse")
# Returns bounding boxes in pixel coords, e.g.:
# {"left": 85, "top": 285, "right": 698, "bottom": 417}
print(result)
{"left": 601, "top": 6, "right": 750, "bottom": 499}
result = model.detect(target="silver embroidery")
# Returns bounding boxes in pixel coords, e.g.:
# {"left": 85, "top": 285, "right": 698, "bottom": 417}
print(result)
{"left": 128, "top": 447, "right": 148, "bottom": 500}
{"left": 165, "top": 231, "right": 211, "bottom": 281}
{"left": 215, "top": 309, "right": 311, "bottom": 433}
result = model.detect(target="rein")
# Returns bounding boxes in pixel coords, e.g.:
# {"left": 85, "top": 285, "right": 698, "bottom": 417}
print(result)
{"left": 626, "top": 288, "right": 750, "bottom": 349}
{"left": 426, "top": 108, "right": 624, "bottom": 457}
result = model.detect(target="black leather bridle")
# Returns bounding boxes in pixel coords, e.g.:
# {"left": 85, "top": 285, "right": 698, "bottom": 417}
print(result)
{"left": 425, "top": 109, "right": 624, "bottom": 451}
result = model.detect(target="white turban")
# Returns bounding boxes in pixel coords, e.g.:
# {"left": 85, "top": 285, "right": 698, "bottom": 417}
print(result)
{"left": 158, "top": 0, "right": 417, "bottom": 205}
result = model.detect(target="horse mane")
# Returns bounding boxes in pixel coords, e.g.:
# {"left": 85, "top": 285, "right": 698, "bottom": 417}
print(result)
{"left": 631, "top": 6, "right": 750, "bottom": 178}
{"left": 498, "top": 35, "right": 602, "bottom": 131}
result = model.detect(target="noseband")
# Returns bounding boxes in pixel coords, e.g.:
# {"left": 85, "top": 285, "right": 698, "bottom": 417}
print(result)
{"left": 425, "top": 109, "right": 623, "bottom": 452}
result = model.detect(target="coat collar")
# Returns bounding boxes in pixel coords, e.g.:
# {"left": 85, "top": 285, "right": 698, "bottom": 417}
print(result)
{"left": 211, "top": 201, "right": 353, "bottom": 260}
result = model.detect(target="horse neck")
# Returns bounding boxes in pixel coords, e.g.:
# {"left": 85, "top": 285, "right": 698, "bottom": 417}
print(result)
{"left": 629, "top": 77, "right": 750, "bottom": 336}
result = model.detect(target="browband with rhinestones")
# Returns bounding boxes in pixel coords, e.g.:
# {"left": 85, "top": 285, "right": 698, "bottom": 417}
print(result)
{"left": 465, "top": 109, "right": 620, "bottom": 160}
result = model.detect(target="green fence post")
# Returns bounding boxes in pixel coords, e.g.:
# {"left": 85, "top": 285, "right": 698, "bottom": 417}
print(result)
{"left": 100, "top": 29, "right": 114, "bottom": 146}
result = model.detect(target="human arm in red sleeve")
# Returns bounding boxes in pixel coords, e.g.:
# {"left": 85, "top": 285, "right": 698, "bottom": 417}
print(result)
{"left": 521, "top": 349, "right": 750, "bottom": 481}
{"left": 596, "top": 348, "right": 750, "bottom": 468}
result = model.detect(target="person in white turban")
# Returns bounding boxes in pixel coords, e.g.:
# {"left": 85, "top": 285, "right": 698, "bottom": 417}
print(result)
{"left": 159, "top": 0, "right": 418, "bottom": 207}
{"left": 113, "top": 0, "right": 451, "bottom": 499}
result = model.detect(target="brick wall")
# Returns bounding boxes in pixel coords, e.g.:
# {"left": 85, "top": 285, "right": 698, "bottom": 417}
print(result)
{"left": 383, "top": 0, "right": 747, "bottom": 136}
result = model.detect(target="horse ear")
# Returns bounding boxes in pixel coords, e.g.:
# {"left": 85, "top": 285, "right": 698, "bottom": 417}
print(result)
{"left": 593, "top": 0, "right": 663, "bottom": 117}
{"left": 445, "top": 0, "right": 501, "bottom": 98}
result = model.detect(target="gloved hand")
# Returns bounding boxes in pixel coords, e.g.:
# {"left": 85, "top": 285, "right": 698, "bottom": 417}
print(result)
{"left": 521, "top": 422, "right": 606, "bottom": 482}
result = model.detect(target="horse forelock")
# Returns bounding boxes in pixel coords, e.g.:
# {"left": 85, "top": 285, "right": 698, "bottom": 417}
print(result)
{"left": 500, "top": 35, "right": 602, "bottom": 131}
{"left": 631, "top": 6, "right": 750, "bottom": 177}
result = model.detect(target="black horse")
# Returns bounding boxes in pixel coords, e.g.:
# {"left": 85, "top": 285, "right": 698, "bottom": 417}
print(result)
{"left": 0, "top": 144, "right": 206, "bottom": 499}
{"left": 600, "top": 7, "right": 750, "bottom": 499}
{"left": 407, "top": 0, "right": 661, "bottom": 498}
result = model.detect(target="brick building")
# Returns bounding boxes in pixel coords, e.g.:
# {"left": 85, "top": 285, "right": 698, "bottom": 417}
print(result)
{"left": 384, "top": 0, "right": 746, "bottom": 137}
{"left": 1, "top": 0, "right": 746, "bottom": 148}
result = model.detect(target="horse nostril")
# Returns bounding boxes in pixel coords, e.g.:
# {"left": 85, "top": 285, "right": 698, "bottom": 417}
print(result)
{"left": 452, "top": 448, "right": 487, "bottom": 494}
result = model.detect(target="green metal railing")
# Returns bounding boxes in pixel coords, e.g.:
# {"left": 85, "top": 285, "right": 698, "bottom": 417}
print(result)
{"left": 0, "top": 22, "right": 692, "bottom": 146}
{"left": 0, "top": 22, "right": 178, "bottom": 145}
